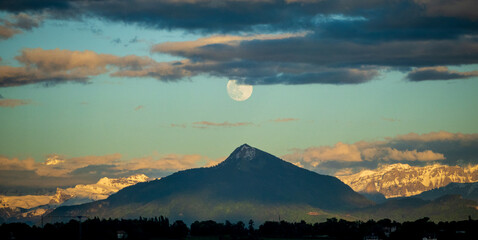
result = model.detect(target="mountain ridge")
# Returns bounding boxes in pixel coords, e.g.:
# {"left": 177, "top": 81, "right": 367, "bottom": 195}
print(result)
{"left": 0, "top": 174, "right": 149, "bottom": 223}
{"left": 337, "top": 163, "right": 478, "bottom": 198}
{"left": 51, "top": 144, "right": 373, "bottom": 223}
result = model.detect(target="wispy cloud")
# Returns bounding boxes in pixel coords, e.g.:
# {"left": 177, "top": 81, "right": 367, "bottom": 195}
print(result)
{"left": 382, "top": 117, "right": 399, "bottom": 122}
{"left": 271, "top": 118, "right": 299, "bottom": 123}
{"left": 0, "top": 99, "right": 31, "bottom": 108}
{"left": 134, "top": 105, "right": 144, "bottom": 111}
{"left": 0, "top": 13, "right": 43, "bottom": 40}
{"left": 192, "top": 121, "right": 254, "bottom": 128}
{"left": 407, "top": 66, "right": 478, "bottom": 81}
{"left": 171, "top": 123, "right": 187, "bottom": 128}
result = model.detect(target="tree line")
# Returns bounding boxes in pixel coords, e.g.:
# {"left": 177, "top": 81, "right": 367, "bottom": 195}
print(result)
{"left": 1, "top": 216, "right": 478, "bottom": 240}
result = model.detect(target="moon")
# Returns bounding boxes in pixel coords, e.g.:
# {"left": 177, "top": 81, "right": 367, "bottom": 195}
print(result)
{"left": 227, "top": 80, "right": 253, "bottom": 101}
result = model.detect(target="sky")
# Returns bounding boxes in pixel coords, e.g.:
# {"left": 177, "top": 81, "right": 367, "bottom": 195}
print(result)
{"left": 0, "top": 0, "right": 478, "bottom": 192}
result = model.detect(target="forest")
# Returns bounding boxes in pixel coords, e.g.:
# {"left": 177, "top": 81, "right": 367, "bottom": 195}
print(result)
{"left": 1, "top": 216, "right": 478, "bottom": 240}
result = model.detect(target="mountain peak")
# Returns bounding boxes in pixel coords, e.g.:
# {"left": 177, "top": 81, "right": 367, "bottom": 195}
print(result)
{"left": 233, "top": 144, "right": 256, "bottom": 161}
{"left": 218, "top": 144, "right": 273, "bottom": 168}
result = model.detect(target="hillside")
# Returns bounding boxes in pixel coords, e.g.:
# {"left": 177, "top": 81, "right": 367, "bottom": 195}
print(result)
{"left": 50, "top": 144, "right": 373, "bottom": 223}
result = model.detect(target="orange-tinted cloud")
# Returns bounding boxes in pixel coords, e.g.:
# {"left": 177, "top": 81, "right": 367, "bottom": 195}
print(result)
{"left": 407, "top": 66, "right": 478, "bottom": 81}
{"left": 0, "top": 99, "right": 31, "bottom": 108}
{"left": 271, "top": 118, "right": 299, "bottom": 122}
{"left": 282, "top": 132, "right": 458, "bottom": 174}
{"left": 120, "top": 154, "right": 206, "bottom": 171}
{"left": 152, "top": 32, "right": 309, "bottom": 56}
{"left": 192, "top": 121, "right": 254, "bottom": 128}
{"left": 0, "top": 48, "right": 193, "bottom": 87}
{"left": 0, "top": 13, "right": 43, "bottom": 40}
{"left": 0, "top": 156, "right": 36, "bottom": 170}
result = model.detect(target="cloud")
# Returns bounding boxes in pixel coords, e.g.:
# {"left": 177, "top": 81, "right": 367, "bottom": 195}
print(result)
{"left": 0, "top": 152, "right": 215, "bottom": 190}
{"left": 192, "top": 121, "right": 254, "bottom": 128}
{"left": 393, "top": 131, "right": 478, "bottom": 143}
{"left": 0, "top": 156, "right": 36, "bottom": 171}
{"left": 0, "top": 99, "right": 31, "bottom": 108}
{"left": 414, "top": 0, "right": 478, "bottom": 20}
{"left": 0, "top": 1, "right": 385, "bottom": 32}
{"left": 156, "top": 34, "right": 478, "bottom": 68}
{"left": 2, "top": 0, "right": 477, "bottom": 34}
{"left": 382, "top": 117, "right": 399, "bottom": 122}
{"left": 282, "top": 131, "right": 477, "bottom": 175}
{"left": 0, "top": 13, "right": 43, "bottom": 40}
{"left": 271, "top": 118, "right": 299, "bottom": 122}
{"left": 119, "top": 154, "right": 206, "bottom": 171}
{"left": 284, "top": 142, "right": 365, "bottom": 167}
{"left": 1, "top": 1, "right": 477, "bottom": 85}
{"left": 0, "top": 25, "right": 20, "bottom": 39}
{"left": 150, "top": 31, "right": 478, "bottom": 85}
{"left": 0, "top": 48, "right": 193, "bottom": 87}
{"left": 407, "top": 66, "right": 478, "bottom": 81}
{"left": 152, "top": 32, "right": 309, "bottom": 55}
{"left": 361, "top": 147, "right": 445, "bottom": 162}
{"left": 34, "top": 153, "right": 123, "bottom": 177}
{"left": 134, "top": 105, "right": 144, "bottom": 111}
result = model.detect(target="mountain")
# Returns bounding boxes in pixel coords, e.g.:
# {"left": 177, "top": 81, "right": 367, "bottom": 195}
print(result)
{"left": 354, "top": 194, "right": 478, "bottom": 222}
{"left": 337, "top": 163, "right": 478, "bottom": 198}
{"left": 50, "top": 144, "right": 373, "bottom": 223}
{"left": 50, "top": 174, "right": 150, "bottom": 206}
{"left": 0, "top": 174, "right": 149, "bottom": 223}
{"left": 415, "top": 182, "right": 478, "bottom": 201}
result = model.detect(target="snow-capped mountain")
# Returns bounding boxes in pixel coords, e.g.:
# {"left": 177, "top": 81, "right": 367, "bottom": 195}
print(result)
{"left": 0, "top": 174, "right": 149, "bottom": 222}
{"left": 50, "top": 174, "right": 150, "bottom": 206}
{"left": 337, "top": 163, "right": 478, "bottom": 198}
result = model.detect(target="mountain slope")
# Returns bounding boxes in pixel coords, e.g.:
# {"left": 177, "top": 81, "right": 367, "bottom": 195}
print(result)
{"left": 337, "top": 164, "right": 478, "bottom": 198}
{"left": 0, "top": 174, "right": 149, "bottom": 223}
{"left": 51, "top": 144, "right": 373, "bottom": 222}
{"left": 416, "top": 182, "right": 478, "bottom": 201}
{"left": 353, "top": 195, "right": 478, "bottom": 222}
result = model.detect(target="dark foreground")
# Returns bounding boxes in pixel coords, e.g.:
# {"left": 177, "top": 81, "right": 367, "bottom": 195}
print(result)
{"left": 1, "top": 216, "right": 478, "bottom": 240}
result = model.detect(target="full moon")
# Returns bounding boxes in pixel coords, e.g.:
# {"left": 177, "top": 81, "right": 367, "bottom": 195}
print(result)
{"left": 227, "top": 80, "right": 253, "bottom": 101}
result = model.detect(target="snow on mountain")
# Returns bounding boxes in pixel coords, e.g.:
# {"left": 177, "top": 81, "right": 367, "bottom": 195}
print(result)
{"left": 337, "top": 163, "right": 478, "bottom": 198}
{"left": 50, "top": 174, "right": 150, "bottom": 205}
{"left": 0, "top": 195, "right": 52, "bottom": 209}
{"left": 0, "top": 174, "right": 149, "bottom": 214}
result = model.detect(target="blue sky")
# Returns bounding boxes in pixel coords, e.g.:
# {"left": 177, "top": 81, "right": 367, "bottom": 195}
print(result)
{"left": 1, "top": 0, "right": 478, "bottom": 189}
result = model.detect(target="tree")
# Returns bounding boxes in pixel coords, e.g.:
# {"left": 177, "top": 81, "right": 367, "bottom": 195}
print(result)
{"left": 248, "top": 219, "right": 254, "bottom": 234}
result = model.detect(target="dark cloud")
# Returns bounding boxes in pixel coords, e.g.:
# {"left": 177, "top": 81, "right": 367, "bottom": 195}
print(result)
{"left": 1, "top": 1, "right": 477, "bottom": 85}
{"left": 0, "top": 0, "right": 380, "bottom": 32}
{"left": 1, "top": 0, "right": 477, "bottom": 35}
{"left": 151, "top": 32, "right": 478, "bottom": 84}
{"left": 242, "top": 69, "right": 378, "bottom": 85}
{"left": 0, "top": 0, "right": 70, "bottom": 12}
{"left": 111, "top": 38, "right": 121, "bottom": 44}
{"left": 129, "top": 36, "right": 139, "bottom": 44}
{"left": 407, "top": 66, "right": 478, "bottom": 81}
{"left": 157, "top": 35, "right": 478, "bottom": 68}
